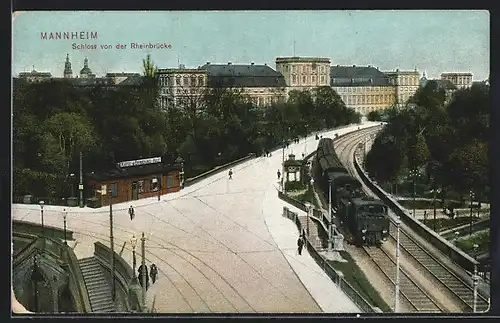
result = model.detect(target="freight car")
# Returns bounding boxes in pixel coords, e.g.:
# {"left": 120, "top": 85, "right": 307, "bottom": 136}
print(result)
{"left": 313, "top": 137, "right": 390, "bottom": 246}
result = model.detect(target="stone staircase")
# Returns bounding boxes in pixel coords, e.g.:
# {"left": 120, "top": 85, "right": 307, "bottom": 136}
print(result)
{"left": 298, "top": 215, "right": 326, "bottom": 250}
{"left": 78, "top": 257, "right": 115, "bottom": 313}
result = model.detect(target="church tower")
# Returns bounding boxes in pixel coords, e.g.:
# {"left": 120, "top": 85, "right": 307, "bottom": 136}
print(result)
{"left": 63, "top": 54, "right": 73, "bottom": 78}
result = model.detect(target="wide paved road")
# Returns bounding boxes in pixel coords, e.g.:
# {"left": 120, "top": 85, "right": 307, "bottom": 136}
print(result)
{"left": 12, "top": 121, "right": 381, "bottom": 313}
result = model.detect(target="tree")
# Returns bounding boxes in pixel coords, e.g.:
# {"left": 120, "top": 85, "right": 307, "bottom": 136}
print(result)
{"left": 407, "top": 132, "right": 430, "bottom": 170}
{"left": 367, "top": 110, "right": 382, "bottom": 121}
{"left": 45, "top": 112, "right": 97, "bottom": 173}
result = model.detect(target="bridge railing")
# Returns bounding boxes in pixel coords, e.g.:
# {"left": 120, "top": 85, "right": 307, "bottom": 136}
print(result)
{"left": 183, "top": 153, "right": 256, "bottom": 187}
{"left": 353, "top": 155, "right": 480, "bottom": 273}
{"left": 282, "top": 206, "right": 376, "bottom": 313}
{"left": 94, "top": 242, "right": 144, "bottom": 312}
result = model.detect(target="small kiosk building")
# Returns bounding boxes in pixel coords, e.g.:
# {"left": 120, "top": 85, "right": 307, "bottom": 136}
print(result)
{"left": 86, "top": 157, "right": 183, "bottom": 206}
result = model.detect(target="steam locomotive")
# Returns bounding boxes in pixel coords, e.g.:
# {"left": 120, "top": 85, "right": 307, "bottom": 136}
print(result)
{"left": 312, "top": 138, "right": 390, "bottom": 246}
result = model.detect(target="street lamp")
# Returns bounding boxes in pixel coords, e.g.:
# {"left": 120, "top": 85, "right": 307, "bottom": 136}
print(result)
{"left": 39, "top": 201, "right": 45, "bottom": 236}
{"left": 30, "top": 253, "right": 43, "bottom": 312}
{"left": 473, "top": 264, "right": 479, "bottom": 313}
{"left": 431, "top": 188, "right": 441, "bottom": 232}
{"left": 62, "top": 208, "right": 68, "bottom": 245}
{"left": 469, "top": 190, "right": 475, "bottom": 236}
{"left": 141, "top": 232, "right": 147, "bottom": 311}
{"left": 69, "top": 173, "right": 75, "bottom": 197}
{"left": 175, "top": 156, "right": 185, "bottom": 188}
{"left": 454, "top": 231, "right": 460, "bottom": 246}
{"left": 304, "top": 202, "right": 311, "bottom": 238}
{"left": 157, "top": 175, "right": 161, "bottom": 201}
{"left": 409, "top": 169, "right": 419, "bottom": 218}
{"left": 473, "top": 244, "right": 479, "bottom": 261}
{"left": 328, "top": 179, "right": 332, "bottom": 222}
{"left": 130, "top": 235, "right": 138, "bottom": 279}
{"left": 108, "top": 187, "right": 116, "bottom": 301}
{"left": 394, "top": 216, "right": 401, "bottom": 313}
{"left": 281, "top": 140, "right": 286, "bottom": 194}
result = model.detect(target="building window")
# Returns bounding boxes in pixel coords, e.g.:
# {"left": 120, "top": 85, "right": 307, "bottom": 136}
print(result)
{"left": 198, "top": 76, "right": 204, "bottom": 86}
{"left": 191, "top": 76, "right": 197, "bottom": 86}
{"left": 151, "top": 177, "right": 160, "bottom": 191}
{"left": 176, "top": 77, "right": 181, "bottom": 85}
{"left": 138, "top": 180, "right": 145, "bottom": 193}
{"left": 302, "top": 75, "right": 306, "bottom": 84}
{"left": 320, "top": 75, "right": 325, "bottom": 83}
{"left": 292, "top": 75, "right": 297, "bottom": 84}
{"left": 166, "top": 175, "right": 175, "bottom": 188}
{"left": 183, "top": 76, "right": 188, "bottom": 86}
{"left": 110, "top": 183, "right": 118, "bottom": 197}
{"left": 312, "top": 75, "right": 316, "bottom": 83}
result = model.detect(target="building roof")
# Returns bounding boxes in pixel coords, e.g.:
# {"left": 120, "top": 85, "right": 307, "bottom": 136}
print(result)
{"left": 117, "top": 75, "right": 144, "bottom": 86}
{"left": 106, "top": 72, "right": 141, "bottom": 77}
{"left": 199, "top": 63, "right": 287, "bottom": 88}
{"left": 18, "top": 71, "right": 52, "bottom": 77}
{"left": 276, "top": 57, "right": 331, "bottom": 63}
{"left": 330, "top": 65, "right": 392, "bottom": 86}
{"left": 441, "top": 72, "right": 473, "bottom": 76}
{"left": 86, "top": 163, "right": 179, "bottom": 182}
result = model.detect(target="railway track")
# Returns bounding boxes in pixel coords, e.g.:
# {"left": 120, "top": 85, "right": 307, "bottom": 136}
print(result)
{"left": 362, "top": 246, "right": 441, "bottom": 312}
{"left": 331, "top": 127, "right": 489, "bottom": 313}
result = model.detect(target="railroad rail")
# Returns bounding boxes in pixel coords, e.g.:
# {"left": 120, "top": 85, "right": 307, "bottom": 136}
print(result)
{"left": 331, "top": 128, "right": 489, "bottom": 313}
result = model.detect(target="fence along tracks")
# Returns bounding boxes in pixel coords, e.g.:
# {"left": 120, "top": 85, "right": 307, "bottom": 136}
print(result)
{"left": 332, "top": 127, "right": 488, "bottom": 312}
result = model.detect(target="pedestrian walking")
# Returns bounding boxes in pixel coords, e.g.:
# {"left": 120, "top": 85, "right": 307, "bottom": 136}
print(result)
{"left": 138, "top": 264, "right": 150, "bottom": 290}
{"left": 150, "top": 263, "right": 158, "bottom": 284}
{"left": 228, "top": 169, "right": 233, "bottom": 180}
{"left": 297, "top": 235, "right": 305, "bottom": 255}
{"left": 128, "top": 205, "right": 135, "bottom": 220}
{"left": 277, "top": 170, "right": 281, "bottom": 180}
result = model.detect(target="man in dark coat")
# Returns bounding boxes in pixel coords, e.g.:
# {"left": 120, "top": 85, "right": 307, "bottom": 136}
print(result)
{"left": 129, "top": 205, "right": 135, "bottom": 220}
{"left": 138, "top": 264, "right": 149, "bottom": 290}
{"left": 297, "top": 235, "right": 305, "bottom": 255}
{"left": 277, "top": 170, "right": 281, "bottom": 180}
{"left": 150, "top": 263, "right": 158, "bottom": 284}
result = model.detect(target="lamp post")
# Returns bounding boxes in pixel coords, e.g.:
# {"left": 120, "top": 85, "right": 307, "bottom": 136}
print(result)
{"left": 141, "top": 232, "right": 147, "bottom": 311}
{"left": 431, "top": 188, "right": 441, "bottom": 232}
{"left": 304, "top": 202, "right": 311, "bottom": 238}
{"left": 394, "top": 216, "right": 401, "bottom": 313}
{"left": 79, "top": 151, "right": 84, "bottom": 208}
{"left": 328, "top": 179, "right": 332, "bottom": 222}
{"left": 69, "top": 173, "right": 75, "bottom": 197}
{"left": 130, "top": 235, "right": 137, "bottom": 279}
{"left": 454, "top": 231, "right": 460, "bottom": 246}
{"left": 31, "top": 253, "right": 43, "bottom": 312}
{"left": 157, "top": 175, "right": 161, "bottom": 201}
{"left": 39, "top": 201, "right": 45, "bottom": 236}
{"left": 409, "top": 169, "right": 419, "bottom": 218}
{"left": 282, "top": 140, "right": 286, "bottom": 194}
{"left": 62, "top": 208, "right": 68, "bottom": 245}
{"left": 473, "top": 244, "right": 479, "bottom": 261}
{"left": 473, "top": 264, "right": 479, "bottom": 313}
{"left": 108, "top": 188, "right": 116, "bottom": 301}
{"left": 469, "top": 190, "right": 475, "bottom": 236}
{"left": 175, "top": 156, "right": 185, "bottom": 189}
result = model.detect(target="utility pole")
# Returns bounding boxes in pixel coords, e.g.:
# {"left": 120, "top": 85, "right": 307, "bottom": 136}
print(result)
{"left": 79, "top": 152, "right": 84, "bottom": 208}
{"left": 395, "top": 216, "right": 401, "bottom": 312}
{"left": 473, "top": 264, "right": 478, "bottom": 313}
{"left": 282, "top": 140, "right": 286, "bottom": 194}
{"left": 109, "top": 188, "right": 116, "bottom": 301}
{"left": 141, "top": 232, "right": 147, "bottom": 311}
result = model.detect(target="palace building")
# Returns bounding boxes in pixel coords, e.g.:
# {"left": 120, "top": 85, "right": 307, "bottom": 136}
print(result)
{"left": 330, "top": 65, "right": 397, "bottom": 116}
{"left": 275, "top": 57, "right": 331, "bottom": 92}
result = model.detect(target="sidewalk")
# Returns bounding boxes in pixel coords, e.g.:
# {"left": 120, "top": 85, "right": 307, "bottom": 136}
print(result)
{"left": 263, "top": 182, "right": 359, "bottom": 313}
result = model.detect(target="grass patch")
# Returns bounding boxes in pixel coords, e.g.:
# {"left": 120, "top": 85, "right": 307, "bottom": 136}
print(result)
{"left": 424, "top": 216, "right": 480, "bottom": 232}
{"left": 292, "top": 186, "right": 320, "bottom": 209}
{"left": 455, "top": 229, "right": 490, "bottom": 256}
{"left": 327, "top": 251, "right": 392, "bottom": 312}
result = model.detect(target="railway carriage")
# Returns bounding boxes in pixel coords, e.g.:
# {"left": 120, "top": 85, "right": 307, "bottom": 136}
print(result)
{"left": 312, "top": 134, "right": 390, "bottom": 246}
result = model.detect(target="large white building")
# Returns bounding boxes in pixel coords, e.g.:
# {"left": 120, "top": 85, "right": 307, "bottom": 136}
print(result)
{"left": 384, "top": 69, "right": 420, "bottom": 107}
{"left": 275, "top": 57, "right": 331, "bottom": 92}
{"left": 440, "top": 72, "right": 473, "bottom": 90}
{"left": 156, "top": 66, "right": 208, "bottom": 111}
{"left": 330, "top": 65, "right": 397, "bottom": 116}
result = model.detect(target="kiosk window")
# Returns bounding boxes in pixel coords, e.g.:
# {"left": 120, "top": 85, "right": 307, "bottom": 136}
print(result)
{"left": 110, "top": 183, "right": 118, "bottom": 197}
{"left": 137, "top": 180, "right": 145, "bottom": 193}
{"left": 151, "top": 177, "right": 160, "bottom": 191}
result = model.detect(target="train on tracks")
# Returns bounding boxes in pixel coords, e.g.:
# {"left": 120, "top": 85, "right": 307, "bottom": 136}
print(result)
{"left": 313, "top": 137, "right": 390, "bottom": 246}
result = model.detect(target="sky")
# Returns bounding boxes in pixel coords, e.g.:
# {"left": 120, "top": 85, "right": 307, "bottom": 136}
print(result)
{"left": 12, "top": 10, "right": 490, "bottom": 80}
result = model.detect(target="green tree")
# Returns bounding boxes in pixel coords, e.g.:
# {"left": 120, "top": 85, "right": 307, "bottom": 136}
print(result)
{"left": 367, "top": 110, "right": 382, "bottom": 121}
{"left": 407, "top": 132, "right": 430, "bottom": 169}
